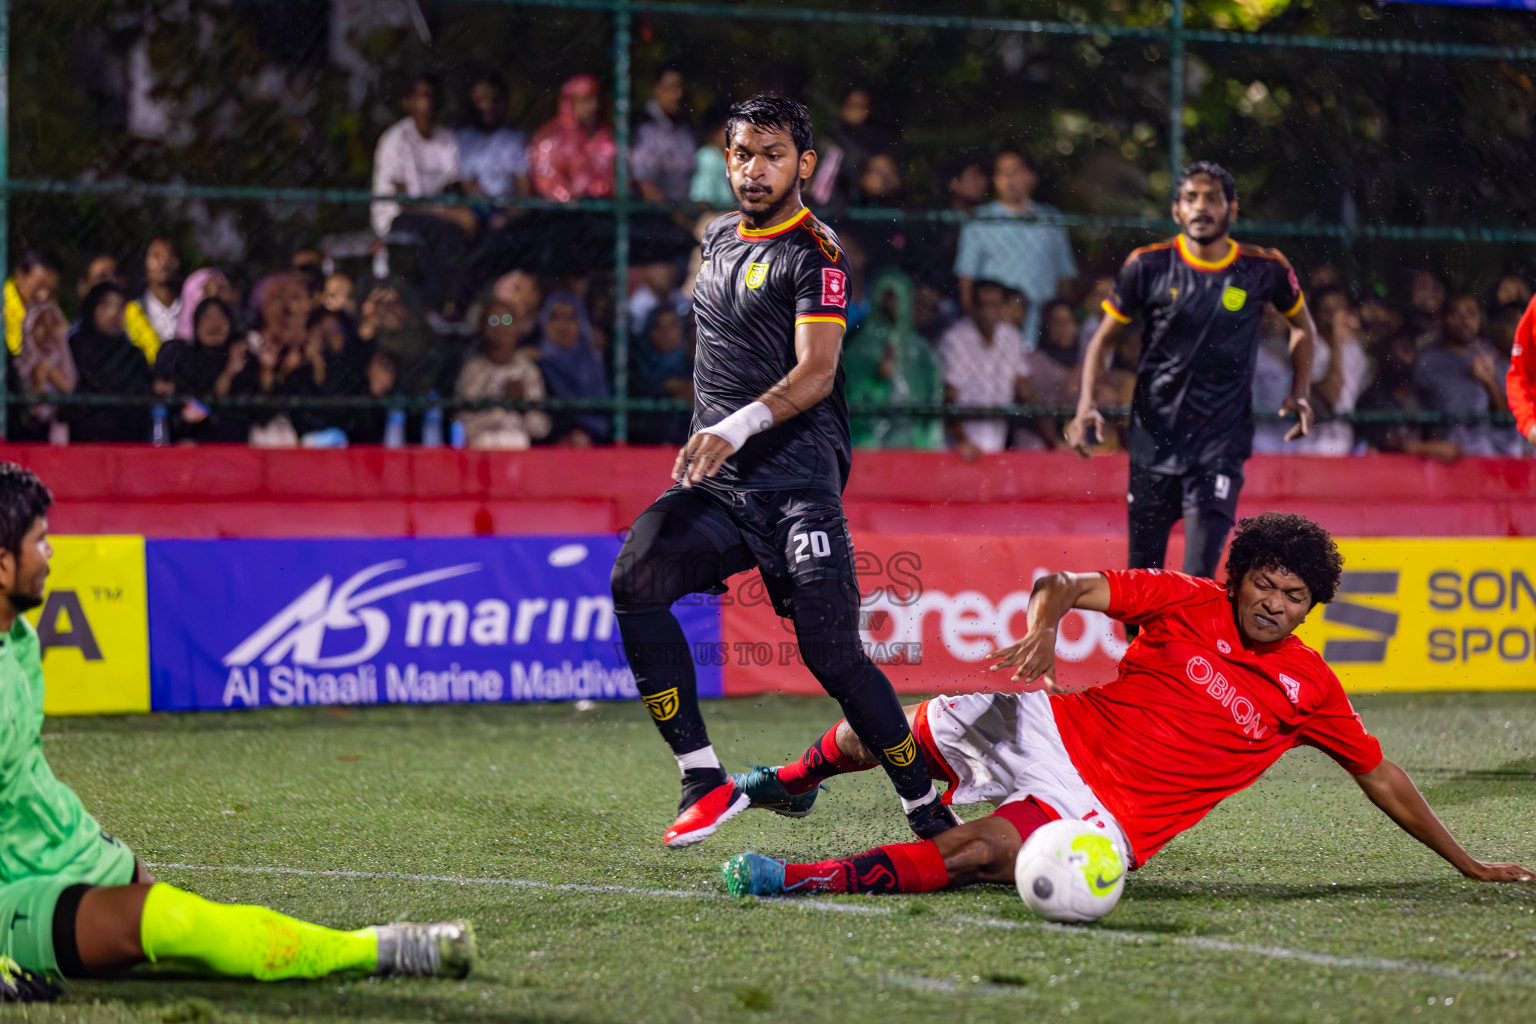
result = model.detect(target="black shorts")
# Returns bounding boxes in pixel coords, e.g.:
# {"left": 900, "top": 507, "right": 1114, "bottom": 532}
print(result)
{"left": 1128, "top": 463, "right": 1242, "bottom": 525}
{"left": 631, "top": 484, "right": 858, "bottom": 618}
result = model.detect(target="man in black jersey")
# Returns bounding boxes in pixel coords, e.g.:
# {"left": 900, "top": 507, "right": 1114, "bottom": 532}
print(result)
{"left": 1067, "top": 161, "right": 1318, "bottom": 579}
{"left": 610, "top": 96, "right": 957, "bottom": 848}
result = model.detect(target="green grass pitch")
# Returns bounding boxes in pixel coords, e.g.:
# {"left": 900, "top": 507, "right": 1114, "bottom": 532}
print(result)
{"left": 29, "top": 691, "right": 1536, "bottom": 1023}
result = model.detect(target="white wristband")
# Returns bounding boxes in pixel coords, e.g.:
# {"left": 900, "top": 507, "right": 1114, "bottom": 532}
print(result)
{"left": 699, "top": 401, "right": 773, "bottom": 454}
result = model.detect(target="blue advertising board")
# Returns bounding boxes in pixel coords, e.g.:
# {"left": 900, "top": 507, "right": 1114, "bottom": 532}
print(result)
{"left": 146, "top": 537, "right": 722, "bottom": 712}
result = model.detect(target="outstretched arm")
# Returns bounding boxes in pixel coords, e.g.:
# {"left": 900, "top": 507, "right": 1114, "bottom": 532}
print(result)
{"left": 988, "top": 571, "right": 1110, "bottom": 689}
{"left": 1353, "top": 758, "right": 1532, "bottom": 882}
{"left": 675, "top": 319, "right": 842, "bottom": 487}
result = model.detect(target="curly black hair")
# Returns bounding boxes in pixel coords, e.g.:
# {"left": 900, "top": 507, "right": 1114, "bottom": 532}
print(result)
{"left": 1224, "top": 511, "right": 1342, "bottom": 607}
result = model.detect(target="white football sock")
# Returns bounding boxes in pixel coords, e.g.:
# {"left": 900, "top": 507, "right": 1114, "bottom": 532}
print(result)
{"left": 676, "top": 745, "right": 722, "bottom": 775}
{"left": 900, "top": 784, "right": 940, "bottom": 814}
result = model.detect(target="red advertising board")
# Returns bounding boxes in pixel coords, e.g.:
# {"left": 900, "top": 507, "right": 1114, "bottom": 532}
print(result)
{"left": 720, "top": 533, "right": 1175, "bottom": 697}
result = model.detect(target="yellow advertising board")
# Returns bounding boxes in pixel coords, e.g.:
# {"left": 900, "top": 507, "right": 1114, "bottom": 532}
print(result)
{"left": 27, "top": 536, "right": 150, "bottom": 715}
{"left": 1295, "top": 538, "right": 1536, "bottom": 692}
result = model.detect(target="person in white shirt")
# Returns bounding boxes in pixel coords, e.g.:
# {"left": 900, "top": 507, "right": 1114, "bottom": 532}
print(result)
{"left": 1297, "top": 288, "right": 1370, "bottom": 456}
{"left": 940, "top": 279, "right": 1034, "bottom": 460}
{"left": 371, "top": 73, "right": 475, "bottom": 313}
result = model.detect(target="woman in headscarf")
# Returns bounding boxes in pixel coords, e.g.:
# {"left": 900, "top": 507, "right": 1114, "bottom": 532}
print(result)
{"left": 627, "top": 304, "right": 692, "bottom": 446}
{"left": 10, "top": 301, "right": 76, "bottom": 443}
{"left": 841, "top": 268, "right": 942, "bottom": 449}
{"left": 529, "top": 74, "right": 617, "bottom": 203}
{"left": 69, "top": 281, "right": 152, "bottom": 442}
{"left": 152, "top": 297, "right": 249, "bottom": 443}
{"left": 173, "top": 268, "right": 238, "bottom": 342}
{"left": 536, "top": 292, "right": 610, "bottom": 445}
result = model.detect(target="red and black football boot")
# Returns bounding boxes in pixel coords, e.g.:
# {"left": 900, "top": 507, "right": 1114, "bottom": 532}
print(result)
{"left": 663, "top": 768, "right": 750, "bottom": 848}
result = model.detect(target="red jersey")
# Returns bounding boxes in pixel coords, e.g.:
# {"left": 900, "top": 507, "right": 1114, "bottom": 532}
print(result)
{"left": 1050, "top": 569, "right": 1382, "bottom": 865}
{"left": 1507, "top": 293, "right": 1536, "bottom": 440}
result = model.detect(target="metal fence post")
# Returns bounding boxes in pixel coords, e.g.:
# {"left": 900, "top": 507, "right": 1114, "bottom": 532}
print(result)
{"left": 1168, "top": 0, "right": 1185, "bottom": 192}
{"left": 0, "top": 0, "right": 10, "bottom": 440}
{"left": 612, "top": 0, "right": 632, "bottom": 443}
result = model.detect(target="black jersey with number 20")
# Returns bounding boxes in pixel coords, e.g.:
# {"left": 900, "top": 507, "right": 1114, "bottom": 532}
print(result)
{"left": 1103, "top": 234, "right": 1304, "bottom": 474}
{"left": 690, "top": 207, "right": 852, "bottom": 493}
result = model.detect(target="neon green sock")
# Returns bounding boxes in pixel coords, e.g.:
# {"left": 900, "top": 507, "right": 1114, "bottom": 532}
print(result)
{"left": 139, "top": 883, "right": 379, "bottom": 980}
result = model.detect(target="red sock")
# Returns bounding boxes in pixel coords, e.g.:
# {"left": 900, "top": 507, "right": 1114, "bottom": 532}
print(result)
{"left": 781, "top": 840, "right": 949, "bottom": 895}
{"left": 775, "top": 721, "right": 873, "bottom": 795}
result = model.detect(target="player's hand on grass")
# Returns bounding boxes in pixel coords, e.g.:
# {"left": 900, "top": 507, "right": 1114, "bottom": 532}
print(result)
{"left": 0, "top": 956, "right": 60, "bottom": 1003}
{"left": 1064, "top": 408, "right": 1104, "bottom": 458}
{"left": 674, "top": 431, "right": 737, "bottom": 488}
{"left": 1280, "top": 395, "right": 1313, "bottom": 442}
{"left": 989, "top": 626, "right": 1058, "bottom": 690}
{"left": 1463, "top": 860, "right": 1535, "bottom": 883}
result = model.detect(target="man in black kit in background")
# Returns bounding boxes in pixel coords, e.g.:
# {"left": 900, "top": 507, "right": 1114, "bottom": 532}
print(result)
{"left": 1067, "top": 161, "right": 1318, "bottom": 580}
{"left": 611, "top": 96, "right": 958, "bottom": 849}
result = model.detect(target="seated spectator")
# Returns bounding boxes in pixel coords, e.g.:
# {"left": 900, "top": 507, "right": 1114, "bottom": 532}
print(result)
{"left": 124, "top": 236, "right": 182, "bottom": 362}
{"left": 237, "top": 273, "right": 326, "bottom": 447}
{"left": 1359, "top": 294, "right": 1406, "bottom": 353}
{"left": 489, "top": 269, "right": 543, "bottom": 349}
{"left": 455, "top": 300, "right": 551, "bottom": 450}
{"left": 854, "top": 153, "right": 902, "bottom": 206}
{"left": 1406, "top": 268, "right": 1447, "bottom": 347}
{"left": 808, "top": 86, "right": 891, "bottom": 209}
{"left": 69, "top": 282, "right": 151, "bottom": 442}
{"left": 458, "top": 71, "right": 530, "bottom": 201}
{"left": 954, "top": 148, "right": 1076, "bottom": 350}
{"left": 688, "top": 104, "right": 735, "bottom": 210}
{"left": 75, "top": 253, "right": 120, "bottom": 307}
{"left": 631, "top": 65, "right": 695, "bottom": 205}
{"left": 152, "top": 298, "right": 249, "bottom": 443}
{"left": 842, "top": 268, "right": 942, "bottom": 450}
{"left": 174, "top": 268, "right": 239, "bottom": 341}
{"left": 372, "top": 73, "right": 475, "bottom": 313}
{"left": 11, "top": 302, "right": 76, "bottom": 444}
{"left": 627, "top": 261, "right": 687, "bottom": 327}
{"left": 6, "top": 248, "right": 61, "bottom": 357}
{"left": 627, "top": 305, "right": 694, "bottom": 446}
{"left": 1251, "top": 306, "right": 1302, "bottom": 455}
{"left": 1493, "top": 272, "right": 1532, "bottom": 317}
{"left": 1297, "top": 288, "right": 1370, "bottom": 456}
{"left": 530, "top": 74, "right": 616, "bottom": 203}
{"left": 910, "top": 152, "right": 988, "bottom": 303}
{"left": 1019, "top": 298, "right": 1080, "bottom": 449}
{"left": 349, "top": 349, "right": 413, "bottom": 446}
{"left": 535, "top": 292, "right": 610, "bottom": 446}
{"left": 1356, "top": 332, "right": 1454, "bottom": 459}
{"left": 323, "top": 273, "right": 358, "bottom": 317}
{"left": 362, "top": 276, "right": 448, "bottom": 396}
{"left": 939, "top": 279, "right": 1032, "bottom": 460}
{"left": 1413, "top": 293, "right": 1507, "bottom": 457}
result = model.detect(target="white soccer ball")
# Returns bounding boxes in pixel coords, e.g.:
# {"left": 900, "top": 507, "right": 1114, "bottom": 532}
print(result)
{"left": 1014, "top": 818, "right": 1127, "bottom": 923}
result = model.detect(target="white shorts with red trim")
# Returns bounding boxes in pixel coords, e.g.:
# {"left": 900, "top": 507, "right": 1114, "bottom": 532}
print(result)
{"left": 922, "top": 690, "right": 1132, "bottom": 862}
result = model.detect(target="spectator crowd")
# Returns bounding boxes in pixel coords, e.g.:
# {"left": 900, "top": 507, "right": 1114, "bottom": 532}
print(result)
{"left": 4, "top": 70, "right": 1528, "bottom": 459}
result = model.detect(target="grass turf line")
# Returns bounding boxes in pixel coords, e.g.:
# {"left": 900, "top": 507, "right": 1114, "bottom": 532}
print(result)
{"left": 31, "top": 692, "right": 1536, "bottom": 1023}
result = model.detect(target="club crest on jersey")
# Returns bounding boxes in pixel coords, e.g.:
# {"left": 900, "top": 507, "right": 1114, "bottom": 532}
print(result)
{"left": 745, "top": 262, "right": 771, "bottom": 289}
{"left": 644, "top": 687, "right": 680, "bottom": 721}
{"left": 1221, "top": 285, "right": 1248, "bottom": 312}
{"left": 882, "top": 735, "right": 917, "bottom": 768}
{"left": 1278, "top": 673, "right": 1301, "bottom": 704}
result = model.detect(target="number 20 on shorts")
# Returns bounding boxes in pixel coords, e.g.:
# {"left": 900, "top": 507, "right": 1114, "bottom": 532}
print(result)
{"left": 793, "top": 531, "right": 832, "bottom": 563}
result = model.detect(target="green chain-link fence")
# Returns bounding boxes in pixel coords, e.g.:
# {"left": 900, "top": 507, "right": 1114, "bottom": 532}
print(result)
{"left": 2, "top": 0, "right": 1529, "bottom": 439}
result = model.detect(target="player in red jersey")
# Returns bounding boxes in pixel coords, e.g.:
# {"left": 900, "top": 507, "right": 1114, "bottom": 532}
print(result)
{"left": 1507, "top": 292, "right": 1536, "bottom": 448}
{"left": 722, "top": 512, "right": 1533, "bottom": 897}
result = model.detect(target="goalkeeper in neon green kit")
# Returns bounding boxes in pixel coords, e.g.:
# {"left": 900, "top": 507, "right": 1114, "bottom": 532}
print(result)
{"left": 0, "top": 463, "right": 472, "bottom": 1000}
